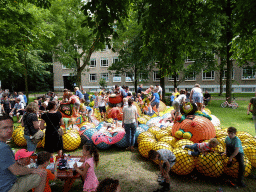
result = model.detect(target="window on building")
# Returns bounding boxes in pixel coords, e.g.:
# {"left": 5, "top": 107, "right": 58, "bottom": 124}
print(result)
{"left": 89, "top": 74, "right": 97, "bottom": 82}
{"left": 112, "top": 57, "right": 119, "bottom": 64}
{"left": 100, "top": 58, "right": 108, "bottom": 67}
{"left": 242, "top": 87, "right": 255, "bottom": 92}
{"left": 202, "top": 70, "right": 215, "bottom": 80}
{"left": 169, "top": 88, "right": 175, "bottom": 92}
{"left": 153, "top": 71, "right": 160, "bottom": 81}
{"left": 242, "top": 68, "right": 255, "bottom": 79}
{"left": 202, "top": 88, "right": 215, "bottom": 92}
{"left": 223, "top": 69, "right": 234, "bottom": 80}
{"left": 90, "top": 58, "right": 96, "bottom": 68}
{"left": 185, "top": 72, "right": 196, "bottom": 81}
{"left": 100, "top": 73, "right": 109, "bottom": 82}
{"left": 139, "top": 73, "right": 149, "bottom": 82}
{"left": 125, "top": 73, "right": 134, "bottom": 82}
{"left": 168, "top": 74, "right": 179, "bottom": 81}
{"left": 113, "top": 73, "right": 121, "bottom": 82}
{"left": 223, "top": 88, "right": 234, "bottom": 92}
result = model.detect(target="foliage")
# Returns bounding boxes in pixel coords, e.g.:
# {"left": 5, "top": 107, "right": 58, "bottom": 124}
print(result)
{"left": 99, "top": 78, "right": 107, "bottom": 89}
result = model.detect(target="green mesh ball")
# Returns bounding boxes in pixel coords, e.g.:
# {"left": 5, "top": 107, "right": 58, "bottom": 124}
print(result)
{"left": 196, "top": 152, "right": 224, "bottom": 177}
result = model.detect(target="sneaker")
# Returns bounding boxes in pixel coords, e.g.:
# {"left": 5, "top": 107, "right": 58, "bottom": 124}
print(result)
{"left": 182, "top": 146, "right": 186, "bottom": 149}
{"left": 188, "top": 150, "right": 192, "bottom": 155}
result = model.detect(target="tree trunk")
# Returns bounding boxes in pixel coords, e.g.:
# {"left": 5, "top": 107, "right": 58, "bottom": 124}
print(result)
{"left": 159, "top": 62, "right": 165, "bottom": 102}
{"left": 24, "top": 51, "right": 29, "bottom": 103}
{"left": 134, "top": 65, "right": 138, "bottom": 96}
{"left": 226, "top": 0, "right": 233, "bottom": 103}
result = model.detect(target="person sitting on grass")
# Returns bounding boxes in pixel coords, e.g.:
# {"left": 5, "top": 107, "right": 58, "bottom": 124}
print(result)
{"left": 221, "top": 127, "right": 246, "bottom": 188}
{"left": 148, "top": 149, "right": 176, "bottom": 192}
{"left": 182, "top": 138, "right": 219, "bottom": 156}
{"left": 32, "top": 151, "right": 58, "bottom": 192}
{"left": 9, "top": 98, "right": 24, "bottom": 122}
{"left": 0, "top": 114, "right": 47, "bottom": 192}
{"left": 15, "top": 149, "right": 34, "bottom": 166}
{"left": 96, "top": 178, "right": 121, "bottom": 192}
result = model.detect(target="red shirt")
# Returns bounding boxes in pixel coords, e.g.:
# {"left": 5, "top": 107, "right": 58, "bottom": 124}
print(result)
{"left": 32, "top": 168, "right": 55, "bottom": 192}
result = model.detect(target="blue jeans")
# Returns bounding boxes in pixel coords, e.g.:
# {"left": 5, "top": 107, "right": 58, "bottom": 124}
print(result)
{"left": 185, "top": 143, "right": 199, "bottom": 156}
{"left": 24, "top": 134, "right": 37, "bottom": 152}
{"left": 124, "top": 122, "right": 136, "bottom": 147}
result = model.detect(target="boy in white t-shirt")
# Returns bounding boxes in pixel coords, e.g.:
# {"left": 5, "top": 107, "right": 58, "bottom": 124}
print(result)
{"left": 98, "top": 92, "right": 107, "bottom": 121}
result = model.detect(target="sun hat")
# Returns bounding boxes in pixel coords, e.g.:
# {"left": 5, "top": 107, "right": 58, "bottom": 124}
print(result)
{"left": 15, "top": 149, "right": 34, "bottom": 160}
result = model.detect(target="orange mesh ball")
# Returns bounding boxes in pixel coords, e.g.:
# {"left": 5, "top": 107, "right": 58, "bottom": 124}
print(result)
{"left": 172, "top": 116, "right": 216, "bottom": 143}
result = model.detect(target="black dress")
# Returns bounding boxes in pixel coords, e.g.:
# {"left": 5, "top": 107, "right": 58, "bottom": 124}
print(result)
{"left": 41, "top": 111, "right": 63, "bottom": 153}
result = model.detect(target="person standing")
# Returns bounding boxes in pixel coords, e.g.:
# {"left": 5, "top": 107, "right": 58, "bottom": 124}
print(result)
{"left": 1, "top": 94, "right": 11, "bottom": 115}
{"left": 22, "top": 102, "right": 41, "bottom": 152}
{"left": 74, "top": 87, "right": 84, "bottom": 100}
{"left": 17, "top": 92, "right": 26, "bottom": 107}
{"left": 40, "top": 101, "right": 64, "bottom": 157}
{"left": 155, "top": 85, "right": 163, "bottom": 100}
{"left": 190, "top": 84, "right": 203, "bottom": 111}
{"left": 122, "top": 98, "right": 138, "bottom": 151}
{"left": 150, "top": 88, "right": 160, "bottom": 116}
{"left": 137, "top": 84, "right": 143, "bottom": 97}
{"left": 247, "top": 92, "right": 256, "bottom": 138}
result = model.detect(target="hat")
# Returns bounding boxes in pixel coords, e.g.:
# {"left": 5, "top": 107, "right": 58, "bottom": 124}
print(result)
{"left": 15, "top": 149, "right": 34, "bottom": 160}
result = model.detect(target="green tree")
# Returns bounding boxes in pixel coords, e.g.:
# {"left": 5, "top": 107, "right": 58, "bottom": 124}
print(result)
{"left": 99, "top": 78, "right": 107, "bottom": 89}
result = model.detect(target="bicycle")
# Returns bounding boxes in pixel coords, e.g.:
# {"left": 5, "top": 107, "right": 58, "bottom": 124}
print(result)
{"left": 220, "top": 97, "right": 238, "bottom": 109}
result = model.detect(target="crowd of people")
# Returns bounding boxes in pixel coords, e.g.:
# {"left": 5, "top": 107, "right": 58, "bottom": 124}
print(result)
{"left": 0, "top": 84, "right": 254, "bottom": 192}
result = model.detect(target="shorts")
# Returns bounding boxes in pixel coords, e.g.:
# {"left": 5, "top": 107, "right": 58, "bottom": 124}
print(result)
{"left": 193, "top": 96, "right": 203, "bottom": 104}
{"left": 151, "top": 101, "right": 159, "bottom": 109}
{"left": 8, "top": 174, "right": 41, "bottom": 192}
{"left": 99, "top": 106, "right": 106, "bottom": 113}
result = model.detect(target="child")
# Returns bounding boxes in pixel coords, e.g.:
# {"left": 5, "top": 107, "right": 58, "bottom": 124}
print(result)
{"left": 221, "top": 127, "right": 246, "bottom": 187}
{"left": 148, "top": 149, "right": 176, "bottom": 192}
{"left": 84, "top": 106, "right": 93, "bottom": 123}
{"left": 32, "top": 151, "right": 58, "bottom": 192}
{"left": 98, "top": 92, "right": 107, "bottom": 121}
{"left": 96, "top": 178, "right": 121, "bottom": 192}
{"left": 123, "top": 97, "right": 128, "bottom": 107}
{"left": 74, "top": 144, "right": 99, "bottom": 192}
{"left": 149, "top": 88, "right": 160, "bottom": 116}
{"left": 93, "top": 92, "right": 99, "bottom": 109}
{"left": 182, "top": 138, "right": 220, "bottom": 156}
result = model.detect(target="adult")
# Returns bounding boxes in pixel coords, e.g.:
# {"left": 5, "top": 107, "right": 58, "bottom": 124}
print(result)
{"left": 17, "top": 92, "right": 26, "bottom": 107}
{"left": 155, "top": 85, "right": 163, "bottom": 100}
{"left": 0, "top": 114, "right": 47, "bottom": 192}
{"left": 172, "top": 90, "right": 186, "bottom": 116}
{"left": 115, "top": 85, "right": 127, "bottom": 98}
{"left": 150, "top": 88, "right": 160, "bottom": 116}
{"left": 203, "top": 90, "right": 211, "bottom": 106}
{"left": 190, "top": 84, "right": 204, "bottom": 111}
{"left": 74, "top": 87, "right": 84, "bottom": 99}
{"left": 247, "top": 92, "right": 256, "bottom": 138}
{"left": 137, "top": 84, "right": 143, "bottom": 97}
{"left": 125, "top": 86, "right": 132, "bottom": 97}
{"left": 10, "top": 92, "right": 18, "bottom": 109}
{"left": 1, "top": 94, "right": 11, "bottom": 115}
{"left": 22, "top": 102, "right": 41, "bottom": 152}
{"left": 40, "top": 101, "right": 64, "bottom": 157}
{"left": 9, "top": 98, "right": 24, "bottom": 122}
{"left": 122, "top": 98, "right": 138, "bottom": 151}
{"left": 22, "top": 92, "right": 27, "bottom": 106}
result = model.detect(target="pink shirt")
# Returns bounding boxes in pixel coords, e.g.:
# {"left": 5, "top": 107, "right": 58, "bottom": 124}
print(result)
{"left": 83, "top": 157, "right": 99, "bottom": 192}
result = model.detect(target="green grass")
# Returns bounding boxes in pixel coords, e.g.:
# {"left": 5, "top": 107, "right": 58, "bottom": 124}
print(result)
{"left": 11, "top": 98, "right": 256, "bottom": 192}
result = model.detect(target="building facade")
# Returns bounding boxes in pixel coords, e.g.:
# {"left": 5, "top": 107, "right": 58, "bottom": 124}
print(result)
{"left": 53, "top": 49, "right": 256, "bottom": 93}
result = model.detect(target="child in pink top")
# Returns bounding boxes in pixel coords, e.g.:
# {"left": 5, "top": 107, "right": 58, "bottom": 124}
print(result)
{"left": 182, "top": 138, "right": 219, "bottom": 156}
{"left": 74, "top": 144, "right": 99, "bottom": 192}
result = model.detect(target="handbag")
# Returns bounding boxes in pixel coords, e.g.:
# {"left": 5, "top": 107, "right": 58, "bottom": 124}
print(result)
{"left": 46, "top": 113, "right": 64, "bottom": 136}
{"left": 31, "top": 130, "right": 44, "bottom": 144}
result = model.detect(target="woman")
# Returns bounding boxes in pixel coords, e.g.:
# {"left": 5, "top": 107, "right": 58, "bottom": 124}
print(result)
{"left": 122, "top": 98, "right": 138, "bottom": 151}
{"left": 40, "top": 101, "right": 64, "bottom": 157}
{"left": 22, "top": 102, "right": 40, "bottom": 152}
{"left": 190, "top": 84, "right": 203, "bottom": 111}
{"left": 1, "top": 94, "right": 11, "bottom": 115}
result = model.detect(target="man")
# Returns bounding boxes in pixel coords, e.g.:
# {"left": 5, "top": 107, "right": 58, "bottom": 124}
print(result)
{"left": 74, "top": 87, "right": 84, "bottom": 100}
{"left": 155, "top": 85, "right": 163, "bottom": 100}
{"left": 115, "top": 85, "right": 127, "bottom": 98}
{"left": 137, "top": 84, "right": 143, "bottom": 97}
{"left": 17, "top": 92, "right": 26, "bottom": 107}
{"left": 247, "top": 92, "right": 256, "bottom": 138}
{"left": 203, "top": 90, "right": 211, "bottom": 106}
{"left": 0, "top": 114, "right": 47, "bottom": 192}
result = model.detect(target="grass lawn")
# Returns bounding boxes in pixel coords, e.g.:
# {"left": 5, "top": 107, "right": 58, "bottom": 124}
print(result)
{"left": 10, "top": 98, "right": 256, "bottom": 192}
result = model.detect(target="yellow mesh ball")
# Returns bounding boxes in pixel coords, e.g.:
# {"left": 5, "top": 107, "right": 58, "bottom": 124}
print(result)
{"left": 175, "top": 131, "right": 183, "bottom": 139}
{"left": 12, "top": 127, "right": 24, "bottom": 138}
{"left": 137, "top": 131, "right": 155, "bottom": 144}
{"left": 148, "top": 126, "right": 161, "bottom": 136}
{"left": 138, "top": 117, "right": 147, "bottom": 124}
{"left": 224, "top": 155, "right": 252, "bottom": 178}
{"left": 204, "top": 108, "right": 211, "bottom": 115}
{"left": 152, "top": 142, "right": 173, "bottom": 164}
{"left": 138, "top": 137, "right": 157, "bottom": 158}
{"left": 171, "top": 148, "right": 195, "bottom": 175}
{"left": 216, "top": 130, "right": 228, "bottom": 138}
{"left": 196, "top": 152, "right": 224, "bottom": 177}
{"left": 237, "top": 132, "right": 254, "bottom": 140}
{"left": 217, "top": 136, "right": 226, "bottom": 148}
{"left": 63, "top": 131, "right": 81, "bottom": 151}
{"left": 212, "top": 144, "right": 225, "bottom": 153}
{"left": 107, "top": 118, "right": 114, "bottom": 123}
{"left": 159, "top": 136, "right": 177, "bottom": 148}
{"left": 165, "top": 126, "right": 173, "bottom": 133}
{"left": 37, "top": 130, "right": 46, "bottom": 148}
{"left": 13, "top": 129, "right": 27, "bottom": 147}
{"left": 155, "top": 130, "right": 170, "bottom": 140}
{"left": 243, "top": 144, "right": 256, "bottom": 168}
{"left": 183, "top": 132, "right": 192, "bottom": 140}
{"left": 144, "top": 115, "right": 151, "bottom": 121}
{"left": 175, "top": 139, "right": 194, "bottom": 148}
{"left": 242, "top": 138, "right": 256, "bottom": 146}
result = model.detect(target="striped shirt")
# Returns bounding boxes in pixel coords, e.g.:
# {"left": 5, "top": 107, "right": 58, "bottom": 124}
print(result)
{"left": 197, "top": 142, "right": 211, "bottom": 152}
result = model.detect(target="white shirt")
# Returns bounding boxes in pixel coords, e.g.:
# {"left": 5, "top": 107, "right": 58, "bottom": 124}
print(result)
{"left": 123, "top": 105, "right": 137, "bottom": 124}
{"left": 156, "top": 86, "right": 162, "bottom": 95}
{"left": 17, "top": 95, "right": 26, "bottom": 106}
{"left": 98, "top": 96, "right": 106, "bottom": 107}
{"left": 175, "top": 94, "right": 186, "bottom": 103}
